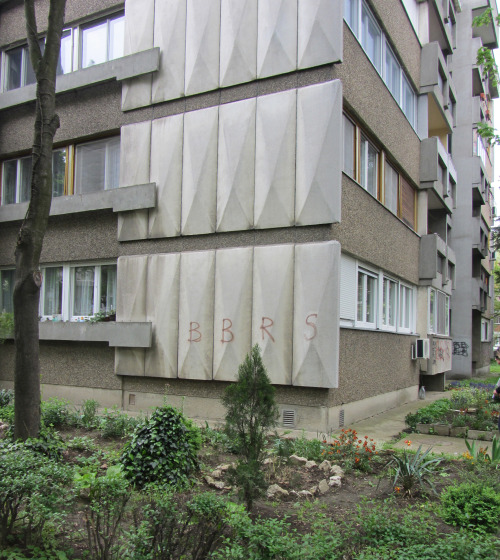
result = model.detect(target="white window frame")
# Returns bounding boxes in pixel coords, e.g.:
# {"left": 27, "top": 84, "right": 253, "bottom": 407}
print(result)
{"left": 79, "top": 13, "right": 125, "bottom": 70}
{"left": 344, "top": 0, "right": 417, "bottom": 129}
{"left": 481, "top": 318, "right": 490, "bottom": 342}
{"left": 1, "top": 155, "right": 32, "bottom": 205}
{"left": 428, "top": 287, "right": 450, "bottom": 337}
{"left": 360, "top": 134, "right": 378, "bottom": 197}
{"left": 39, "top": 262, "right": 116, "bottom": 322}
{"left": 1, "top": 12, "right": 124, "bottom": 92}
{"left": 356, "top": 265, "right": 378, "bottom": 328}
{"left": 381, "top": 275, "right": 398, "bottom": 331}
{"left": 398, "top": 282, "right": 414, "bottom": 334}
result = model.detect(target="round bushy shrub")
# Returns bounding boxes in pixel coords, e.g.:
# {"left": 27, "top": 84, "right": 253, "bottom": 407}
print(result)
{"left": 120, "top": 404, "right": 201, "bottom": 487}
{"left": 440, "top": 482, "right": 500, "bottom": 533}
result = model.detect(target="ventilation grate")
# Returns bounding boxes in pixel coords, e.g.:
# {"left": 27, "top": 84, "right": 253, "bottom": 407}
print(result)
{"left": 282, "top": 409, "right": 296, "bottom": 428}
{"left": 339, "top": 408, "right": 345, "bottom": 428}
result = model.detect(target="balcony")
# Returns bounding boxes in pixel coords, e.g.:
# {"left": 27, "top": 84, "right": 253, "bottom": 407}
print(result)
{"left": 423, "top": 0, "right": 455, "bottom": 54}
{"left": 473, "top": 128, "right": 494, "bottom": 183}
{"left": 419, "top": 232, "right": 455, "bottom": 293}
{"left": 472, "top": 214, "right": 489, "bottom": 259}
{"left": 472, "top": 0, "right": 499, "bottom": 49}
{"left": 420, "top": 136, "right": 455, "bottom": 212}
{"left": 472, "top": 277, "right": 489, "bottom": 313}
{"left": 421, "top": 42, "right": 456, "bottom": 133}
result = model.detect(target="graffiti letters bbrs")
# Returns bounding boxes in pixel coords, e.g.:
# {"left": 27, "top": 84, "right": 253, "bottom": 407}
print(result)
{"left": 189, "top": 315, "right": 320, "bottom": 344}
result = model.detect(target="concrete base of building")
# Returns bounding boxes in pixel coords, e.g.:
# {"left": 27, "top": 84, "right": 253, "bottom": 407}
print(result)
{"left": 0, "top": 381, "right": 419, "bottom": 433}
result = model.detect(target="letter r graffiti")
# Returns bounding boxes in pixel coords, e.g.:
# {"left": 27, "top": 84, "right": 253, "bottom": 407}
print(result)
{"left": 260, "top": 317, "right": 275, "bottom": 343}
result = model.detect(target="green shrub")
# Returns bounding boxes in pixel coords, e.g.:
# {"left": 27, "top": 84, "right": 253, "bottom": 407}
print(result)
{"left": 120, "top": 404, "right": 200, "bottom": 487}
{"left": 41, "top": 397, "right": 72, "bottom": 428}
{"left": 0, "top": 389, "right": 13, "bottom": 408}
{"left": 440, "top": 481, "right": 500, "bottom": 533}
{"left": 0, "top": 312, "right": 13, "bottom": 342}
{"left": 80, "top": 399, "right": 100, "bottom": 428}
{"left": 0, "top": 402, "right": 14, "bottom": 425}
{"left": 100, "top": 406, "right": 137, "bottom": 438}
{"left": 222, "top": 345, "right": 279, "bottom": 511}
{"left": 289, "top": 434, "right": 326, "bottom": 462}
{"left": 122, "top": 489, "right": 231, "bottom": 560}
{"left": 0, "top": 445, "right": 72, "bottom": 546}
{"left": 76, "top": 465, "right": 130, "bottom": 560}
{"left": 405, "top": 399, "right": 451, "bottom": 429}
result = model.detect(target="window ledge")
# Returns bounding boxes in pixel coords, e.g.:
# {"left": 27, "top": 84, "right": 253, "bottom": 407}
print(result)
{"left": 0, "top": 182, "right": 156, "bottom": 222}
{"left": 0, "top": 48, "right": 160, "bottom": 111}
{"left": 38, "top": 321, "right": 152, "bottom": 347}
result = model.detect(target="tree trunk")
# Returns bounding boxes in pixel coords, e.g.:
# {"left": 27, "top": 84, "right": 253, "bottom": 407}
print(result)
{"left": 14, "top": 0, "right": 67, "bottom": 440}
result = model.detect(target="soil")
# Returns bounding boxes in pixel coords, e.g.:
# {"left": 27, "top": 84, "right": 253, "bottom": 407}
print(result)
{"left": 1, "top": 426, "right": 472, "bottom": 558}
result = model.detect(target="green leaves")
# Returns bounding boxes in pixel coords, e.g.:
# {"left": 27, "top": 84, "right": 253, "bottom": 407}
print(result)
{"left": 120, "top": 404, "right": 200, "bottom": 488}
{"left": 388, "top": 445, "right": 442, "bottom": 496}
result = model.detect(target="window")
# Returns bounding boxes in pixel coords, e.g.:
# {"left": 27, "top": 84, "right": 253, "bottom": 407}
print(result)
{"left": 361, "top": 2, "right": 382, "bottom": 71}
{"left": 343, "top": 115, "right": 356, "bottom": 178}
{"left": 350, "top": 260, "right": 415, "bottom": 333}
{"left": 0, "top": 269, "right": 15, "bottom": 313}
{"left": 1, "top": 148, "right": 72, "bottom": 205}
{"left": 400, "top": 176, "right": 416, "bottom": 229}
{"left": 385, "top": 45, "right": 401, "bottom": 103}
{"left": 1, "top": 156, "right": 31, "bottom": 205}
{"left": 343, "top": 114, "right": 417, "bottom": 230}
{"left": 344, "top": 0, "right": 359, "bottom": 34}
{"left": 429, "top": 288, "right": 449, "bottom": 336}
{"left": 401, "top": 75, "right": 415, "bottom": 125}
{"left": 75, "top": 137, "right": 120, "bottom": 194}
{"left": 357, "top": 268, "right": 377, "bottom": 327}
{"left": 399, "top": 283, "right": 413, "bottom": 332}
{"left": 344, "top": 0, "right": 416, "bottom": 128}
{"left": 382, "top": 276, "right": 397, "bottom": 329}
{"left": 360, "top": 134, "right": 378, "bottom": 197}
{"left": 40, "top": 263, "right": 116, "bottom": 321}
{"left": 81, "top": 14, "right": 124, "bottom": 69}
{"left": 4, "top": 44, "right": 36, "bottom": 91}
{"left": 384, "top": 161, "right": 398, "bottom": 214}
{"left": 2, "top": 13, "right": 124, "bottom": 92}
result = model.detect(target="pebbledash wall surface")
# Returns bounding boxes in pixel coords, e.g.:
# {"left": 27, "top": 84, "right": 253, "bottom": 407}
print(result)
{"left": 0, "top": 0, "right": 423, "bottom": 432}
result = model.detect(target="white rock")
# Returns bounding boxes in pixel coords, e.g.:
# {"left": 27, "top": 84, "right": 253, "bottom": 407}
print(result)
{"left": 329, "top": 476, "right": 342, "bottom": 488}
{"left": 304, "top": 460, "right": 317, "bottom": 470}
{"left": 211, "top": 469, "right": 223, "bottom": 479}
{"left": 266, "top": 484, "right": 289, "bottom": 499}
{"left": 309, "top": 486, "right": 318, "bottom": 495}
{"left": 263, "top": 457, "right": 275, "bottom": 465}
{"left": 289, "top": 454, "right": 308, "bottom": 466}
{"left": 318, "top": 479, "right": 330, "bottom": 495}
{"left": 298, "top": 490, "right": 314, "bottom": 499}
{"left": 318, "top": 460, "right": 332, "bottom": 473}
{"left": 216, "top": 463, "right": 233, "bottom": 471}
{"left": 330, "top": 465, "right": 344, "bottom": 477}
{"left": 204, "top": 476, "right": 225, "bottom": 490}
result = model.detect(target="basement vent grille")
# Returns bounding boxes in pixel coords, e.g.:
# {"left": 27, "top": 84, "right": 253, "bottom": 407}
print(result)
{"left": 339, "top": 409, "right": 345, "bottom": 428}
{"left": 282, "top": 409, "right": 296, "bottom": 428}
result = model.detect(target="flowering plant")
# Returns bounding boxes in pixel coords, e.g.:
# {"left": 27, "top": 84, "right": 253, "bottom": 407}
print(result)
{"left": 322, "top": 429, "right": 377, "bottom": 471}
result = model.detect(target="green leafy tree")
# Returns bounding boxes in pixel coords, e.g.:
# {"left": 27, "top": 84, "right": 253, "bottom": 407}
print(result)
{"left": 222, "top": 344, "right": 279, "bottom": 510}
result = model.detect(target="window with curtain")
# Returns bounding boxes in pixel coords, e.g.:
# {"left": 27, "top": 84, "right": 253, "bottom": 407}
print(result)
{"left": 75, "top": 137, "right": 120, "bottom": 195}
{"left": 384, "top": 162, "right": 399, "bottom": 214}
{"left": 360, "top": 135, "right": 378, "bottom": 197}
{"left": 382, "top": 276, "right": 397, "bottom": 329}
{"left": 357, "top": 269, "right": 377, "bottom": 326}
{"left": 343, "top": 115, "right": 356, "bottom": 178}
{"left": 42, "top": 267, "right": 63, "bottom": 317}
{"left": 73, "top": 266, "right": 95, "bottom": 317}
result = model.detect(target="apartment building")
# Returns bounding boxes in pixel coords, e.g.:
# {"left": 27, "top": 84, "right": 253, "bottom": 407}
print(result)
{"left": 0, "top": 0, "right": 494, "bottom": 430}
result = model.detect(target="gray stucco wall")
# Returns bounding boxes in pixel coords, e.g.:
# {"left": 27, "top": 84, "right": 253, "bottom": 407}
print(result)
{"left": 333, "top": 176, "right": 420, "bottom": 284}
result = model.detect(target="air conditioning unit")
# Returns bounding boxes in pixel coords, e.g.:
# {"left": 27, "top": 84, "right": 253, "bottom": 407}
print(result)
{"left": 412, "top": 338, "right": 430, "bottom": 360}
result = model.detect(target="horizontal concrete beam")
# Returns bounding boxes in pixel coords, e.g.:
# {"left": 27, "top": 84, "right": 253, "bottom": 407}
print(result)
{"left": 0, "top": 183, "right": 156, "bottom": 223}
{"left": 0, "top": 48, "right": 160, "bottom": 111}
{"left": 38, "top": 321, "right": 152, "bottom": 347}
